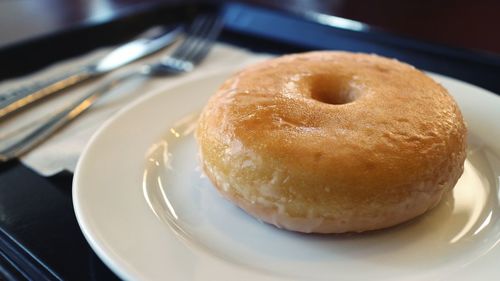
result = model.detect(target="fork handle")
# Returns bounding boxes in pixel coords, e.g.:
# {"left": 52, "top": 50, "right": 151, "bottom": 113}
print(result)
{"left": 0, "top": 71, "right": 139, "bottom": 162}
{"left": 0, "top": 67, "right": 97, "bottom": 120}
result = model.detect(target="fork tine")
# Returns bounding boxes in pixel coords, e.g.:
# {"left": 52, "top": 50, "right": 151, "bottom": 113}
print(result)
{"left": 185, "top": 16, "right": 223, "bottom": 65}
{"left": 169, "top": 14, "right": 213, "bottom": 60}
{"left": 173, "top": 15, "right": 215, "bottom": 61}
{"left": 171, "top": 14, "right": 221, "bottom": 65}
{"left": 154, "top": 13, "right": 222, "bottom": 74}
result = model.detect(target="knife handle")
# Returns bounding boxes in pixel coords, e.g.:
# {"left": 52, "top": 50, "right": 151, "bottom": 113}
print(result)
{"left": 0, "top": 70, "right": 140, "bottom": 162}
{"left": 0, "top": 67, "right": 97, "bottom": 120}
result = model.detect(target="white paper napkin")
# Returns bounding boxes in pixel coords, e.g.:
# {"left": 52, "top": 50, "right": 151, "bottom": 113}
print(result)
{"left": 0, "top": 43, "right": 271, "bottom": 176}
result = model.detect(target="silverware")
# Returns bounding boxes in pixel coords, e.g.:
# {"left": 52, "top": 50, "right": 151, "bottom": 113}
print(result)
{"left": 0, "top": 24, "right": 183, "bottom": 120}
{"left": 0, "top": 14, "right": 223, "bottom": 162}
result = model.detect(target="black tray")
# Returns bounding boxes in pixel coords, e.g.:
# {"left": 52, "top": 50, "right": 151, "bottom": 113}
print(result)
{"left": 1, "top": 2, "right": 499, "bottom": 280}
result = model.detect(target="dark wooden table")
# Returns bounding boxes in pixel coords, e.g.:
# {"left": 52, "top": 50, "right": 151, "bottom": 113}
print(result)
{"left": 1, "top": 1, "right": 499, "bottom": 280}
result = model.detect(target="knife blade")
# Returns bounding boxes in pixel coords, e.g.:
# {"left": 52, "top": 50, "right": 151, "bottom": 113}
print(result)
{"left": 0, "top": 24, "right": 183, "bottom": 120}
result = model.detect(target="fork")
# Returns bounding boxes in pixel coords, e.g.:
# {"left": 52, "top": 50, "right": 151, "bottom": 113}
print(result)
{"left": 0, "top": 14, "right": 223, "bottom": 162}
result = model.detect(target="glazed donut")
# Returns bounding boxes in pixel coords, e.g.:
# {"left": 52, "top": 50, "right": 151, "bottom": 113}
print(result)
{"left": 196, "top": 51, "right": 466, "bottom": 233}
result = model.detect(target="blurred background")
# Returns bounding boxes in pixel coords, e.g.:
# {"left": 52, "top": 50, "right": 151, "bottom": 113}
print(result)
{"left": 1, "top": 0, "right": 499, "bottom": 55}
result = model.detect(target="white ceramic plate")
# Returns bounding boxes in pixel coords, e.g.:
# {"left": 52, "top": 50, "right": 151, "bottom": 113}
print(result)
{"left": 74, "top": 69, "right": 500, "bottom": 281}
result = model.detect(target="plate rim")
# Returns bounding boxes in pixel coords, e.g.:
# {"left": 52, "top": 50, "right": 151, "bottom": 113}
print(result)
{"left": 73, "top": 69, "right": 500, "bottom": 281}
{"left": 73, "top": 69, "right": 242, "bottom": 281}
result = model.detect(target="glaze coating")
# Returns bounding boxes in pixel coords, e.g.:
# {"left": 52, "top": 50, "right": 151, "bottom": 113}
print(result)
{"left": 196, "top": 51, "right": 467, "bottom": 233}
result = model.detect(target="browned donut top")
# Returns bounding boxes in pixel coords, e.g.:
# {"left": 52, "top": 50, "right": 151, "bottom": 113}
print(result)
{"left": 197, "top": 51, "right": 466, "bottom": 218}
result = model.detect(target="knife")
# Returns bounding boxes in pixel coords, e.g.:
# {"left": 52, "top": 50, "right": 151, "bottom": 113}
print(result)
{"left": 0, "top": 24, "right": 183, "bottom": 120}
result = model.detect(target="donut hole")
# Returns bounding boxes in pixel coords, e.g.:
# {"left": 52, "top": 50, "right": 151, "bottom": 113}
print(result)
{"left": 309, "top": 75, "right": 357, "bottom": 105}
